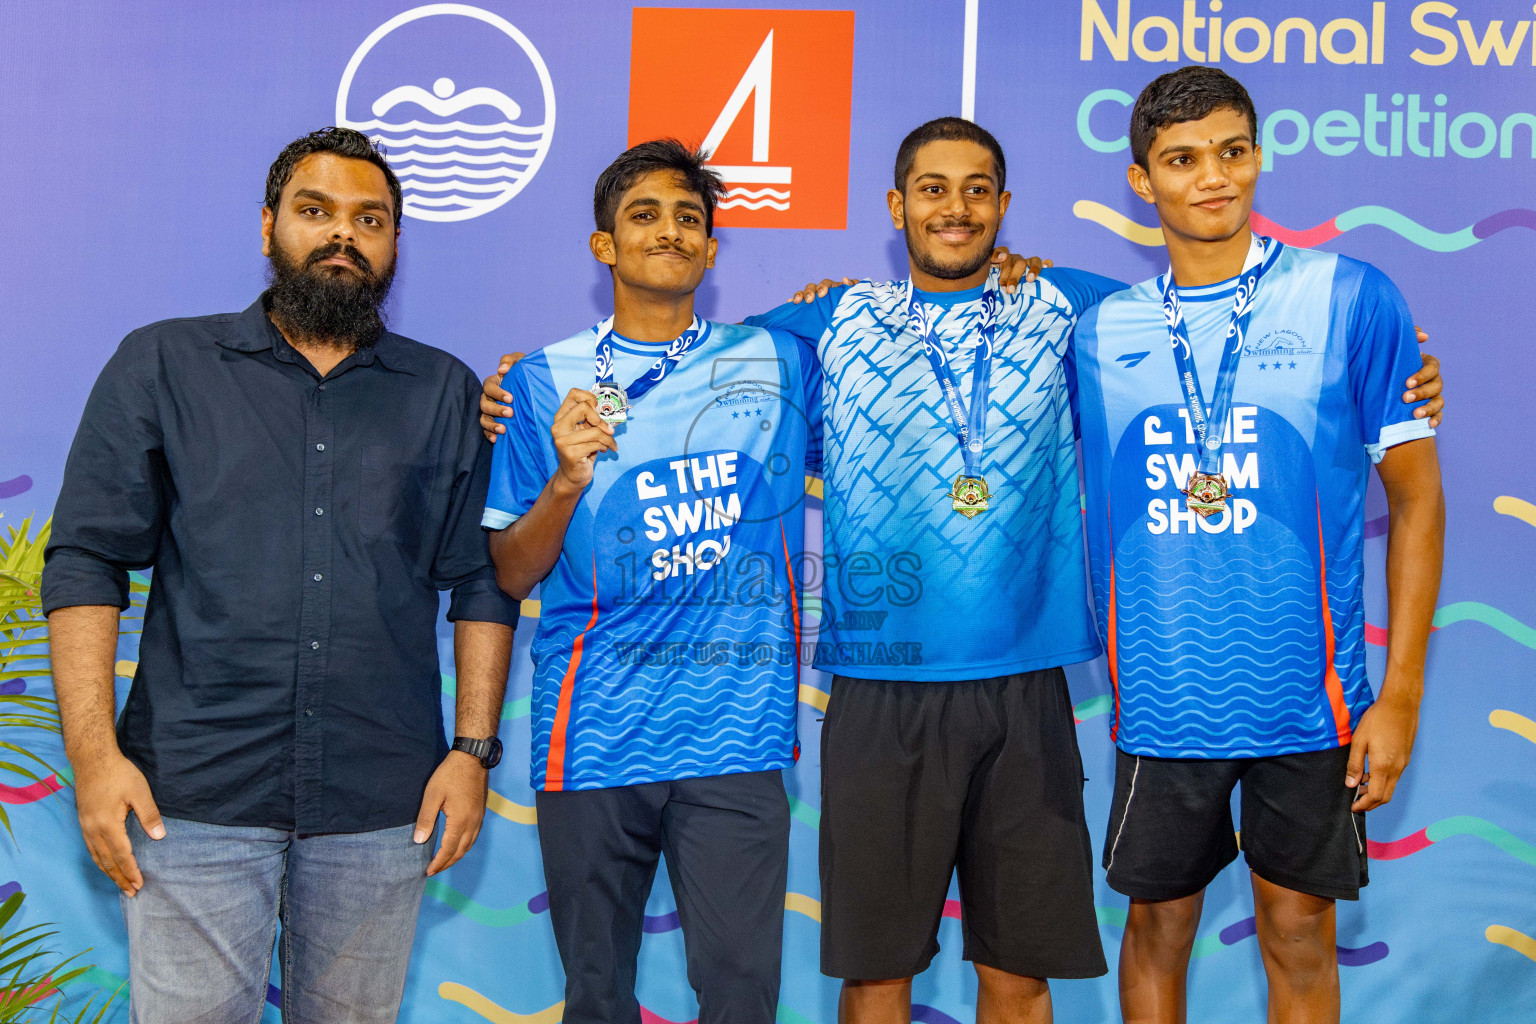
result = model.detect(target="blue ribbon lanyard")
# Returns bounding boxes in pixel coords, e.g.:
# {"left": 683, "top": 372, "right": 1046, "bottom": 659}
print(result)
{"left": 593, "top": 315, "right": 706, "bottom": 404}
{"left": 1160, "top": 236, "right": 1270, "bottom": 477}
{"left": 905, "top": 275, "right": 1001, "bottom": 479}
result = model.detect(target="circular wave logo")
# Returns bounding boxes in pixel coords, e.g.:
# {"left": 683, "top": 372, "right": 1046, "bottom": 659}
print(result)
{"left": 336, "top": 4, "right": 556, "bottom": 223}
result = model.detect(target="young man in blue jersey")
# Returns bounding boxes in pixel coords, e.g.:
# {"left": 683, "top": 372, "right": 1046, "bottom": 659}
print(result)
{"left": 480, "top": 140, "right": 819, "bottom": 1024}
{"left": 1070, "top": 67, "right": 1445, "bottom": 1024}
{"left": 480, "top": 123, "right": 1444, "bottom": 1024}
{"left": 744, "top": 121, "right": 1124, "bottom": 1024}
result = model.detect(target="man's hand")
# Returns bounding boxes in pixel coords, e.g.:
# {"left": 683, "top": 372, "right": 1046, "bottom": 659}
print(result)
{"left": 74, "top": 752, "right": 164, "bottom": 895}
{"left": 988, "top": 248, "right": 1052, "bottom": 293}
{"left": 479, "top": 352, "right": 526, "bottom": 442}
{"left": 415, "top": 751, "right": 489, "bottom": 876}
{"left": 789, "top": 277, "right": 858, "bottom": 304}
{"left": 1344, "top": 694, "right": 1421, "bottom": 812}
{"left": 552, "top": 388, "right": 616, "bottom": 492}
{"left": 1408, "top": 329, "right": 1444, "bottom": 427}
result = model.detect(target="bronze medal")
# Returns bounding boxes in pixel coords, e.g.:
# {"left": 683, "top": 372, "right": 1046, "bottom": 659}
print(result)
{"left": 1183, "top": 471, "right": 1229, "bottom": 519}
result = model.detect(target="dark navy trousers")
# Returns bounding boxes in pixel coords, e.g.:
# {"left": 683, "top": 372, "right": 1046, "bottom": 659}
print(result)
{"left": 535, "top": 770, "right": 790, "bottom": 1024}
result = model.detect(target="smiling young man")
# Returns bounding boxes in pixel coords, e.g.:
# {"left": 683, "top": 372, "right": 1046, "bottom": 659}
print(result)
{"left": 45, "top": 127, "right": 515, "bottom": 1022}
{"left": 1071, "top": 67, "right": 1445, "bottom": 1024}
{"left": 481, "top": 140, "right": 818, "bottom": 1024}
{"left": 744, "top": 118, "right": 1128, "bottom": 1024}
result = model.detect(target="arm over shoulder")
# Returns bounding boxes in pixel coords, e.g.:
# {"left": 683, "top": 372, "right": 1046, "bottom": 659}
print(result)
{"left": 743, "top": 286, "right": 848, "bottom": 344}
{"left": 1341, "top": 261, "right": 1435, "bottom": 463}
{"left": 482, "top": 357, "right": 555, "bottom": 530}
{"left": 1038, "top": 267, "right": 1128, "bottom": 319}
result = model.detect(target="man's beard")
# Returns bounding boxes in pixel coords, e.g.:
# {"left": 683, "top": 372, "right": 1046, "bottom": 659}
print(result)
{"left": 905, "top": 218, "right": 995, "bottom": 282}
{"left": 266, "top": 238, "right": 396, "bottom": 351}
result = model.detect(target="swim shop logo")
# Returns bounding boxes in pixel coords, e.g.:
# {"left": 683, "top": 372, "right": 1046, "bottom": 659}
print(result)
{"left": 336, "top": 4, "right": 556, "bottom": 223}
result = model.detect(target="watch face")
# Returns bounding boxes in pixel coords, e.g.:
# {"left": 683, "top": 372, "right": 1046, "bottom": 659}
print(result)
{"left": 485, "top": 736, "right": 503, "bottom": 769}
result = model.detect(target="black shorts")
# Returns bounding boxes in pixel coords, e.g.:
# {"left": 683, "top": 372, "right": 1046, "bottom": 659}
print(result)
{"left": 1102, "top": 746, "right": 1368, "bottom": 902}
{"left": 819, "top": 669, "right": 1106, "bottom": 981}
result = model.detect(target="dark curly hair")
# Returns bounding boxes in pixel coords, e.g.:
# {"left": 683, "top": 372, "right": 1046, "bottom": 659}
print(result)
{"left": 264, "top": 127, "right": 403, "bottom": 228}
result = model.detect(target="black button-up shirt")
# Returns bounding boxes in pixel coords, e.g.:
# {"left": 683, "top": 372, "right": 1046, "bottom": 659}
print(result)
{"left": 43, "top": 297, "right": 518, "bottom": 833}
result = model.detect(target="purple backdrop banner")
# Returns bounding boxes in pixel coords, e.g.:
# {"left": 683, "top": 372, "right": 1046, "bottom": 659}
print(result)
{"left": 3, "top": 2, "right": 1533, "bottom": 1021}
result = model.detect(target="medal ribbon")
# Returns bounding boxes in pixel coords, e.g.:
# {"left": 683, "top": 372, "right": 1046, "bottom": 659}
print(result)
{"left": 905, "top": 273, "right": 1001, "bottom": 480}
{"left": 1160, "top": 236, "right": 1274, "bottom": 476}
{"left": 593, "top": 315, "right": 707, "bottom": 405}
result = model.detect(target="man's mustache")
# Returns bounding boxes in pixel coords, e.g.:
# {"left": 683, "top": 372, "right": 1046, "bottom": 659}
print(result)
{"left": 930, "top": 219, "right": 984, "bottom": 232}
{"left": 305, "top": 241, "right": 375, "bottom": 276}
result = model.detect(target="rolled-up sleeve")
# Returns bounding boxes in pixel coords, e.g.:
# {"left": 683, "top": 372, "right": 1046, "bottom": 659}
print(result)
{"left": 434, "top": 371, "right": 520, "bottom": 627}
{"left": 42, "top": 332, "right": 166, "bottom": 615}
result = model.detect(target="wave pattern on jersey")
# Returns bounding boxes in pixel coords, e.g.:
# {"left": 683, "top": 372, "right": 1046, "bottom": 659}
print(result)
{"left": 822, "top": 281, "right": 1078, "bottom": 562}
{"left": 813, "top": 276, "right": 1093, "bottom": 672}
{"left": 1113, "top": 531, "right": 1338, "bottom": 757}
{"left": 549, "top": 617, "right": 798, "bottom": 788}
{"left": 562, "top": 679, "right": 796, "bottom": 786}
{"left": 1325, "top": 547, "right": 1374, "bottom": 716}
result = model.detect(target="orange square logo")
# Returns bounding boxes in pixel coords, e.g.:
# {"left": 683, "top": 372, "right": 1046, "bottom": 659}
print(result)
{"left": 628, "top": 8, "right": 855, "bottom": 230}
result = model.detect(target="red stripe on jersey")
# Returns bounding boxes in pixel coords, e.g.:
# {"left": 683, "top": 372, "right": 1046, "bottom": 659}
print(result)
{"left": 545, "top": 558, "right": 600, "bottom": 791}
{"left": 1316, "top": 497, "right": 1354, "bottom": 746}
{"left": 1107, "top": 503, "right": 1121, "bottom": 742}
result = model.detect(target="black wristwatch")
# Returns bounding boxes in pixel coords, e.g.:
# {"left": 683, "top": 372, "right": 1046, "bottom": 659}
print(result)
{"left": 452, "top": 735, "right": 503, "bottom": 769}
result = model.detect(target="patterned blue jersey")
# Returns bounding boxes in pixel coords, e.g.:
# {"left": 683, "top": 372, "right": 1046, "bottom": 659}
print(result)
{"left": 748, "top": 267, "right": 1122, "bottom": 681}
{"left": 1073, "top": 243, "right": 1434, "bottom": 758}
{"left": 483, "top": 321, "right": 820, "bottom": 790}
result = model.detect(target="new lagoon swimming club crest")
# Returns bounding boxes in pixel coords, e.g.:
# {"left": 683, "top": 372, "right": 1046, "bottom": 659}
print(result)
{"left": 336, "top": 4, "right": 556, "bottom": 223}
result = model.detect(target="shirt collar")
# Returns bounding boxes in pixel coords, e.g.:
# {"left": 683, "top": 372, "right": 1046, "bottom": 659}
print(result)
{"left": 216, "top": 294, "right": 421, "bottom": 375}
{"left": 912, "top": 280, "right": 987, "bottom": 308}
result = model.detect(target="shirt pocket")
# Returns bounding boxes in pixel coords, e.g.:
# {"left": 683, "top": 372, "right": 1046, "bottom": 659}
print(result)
{"left": 359, "top": 445, "right": 435, "bottom": 547}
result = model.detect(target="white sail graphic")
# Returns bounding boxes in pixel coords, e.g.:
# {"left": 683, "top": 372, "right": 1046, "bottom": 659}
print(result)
{"left": 700, "top": 31, "right": 792, "bottom": 211}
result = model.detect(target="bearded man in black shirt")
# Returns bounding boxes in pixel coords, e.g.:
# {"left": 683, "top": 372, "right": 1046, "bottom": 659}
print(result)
{"left": 44, "top": 127, "right": 517, "bottom": 1024}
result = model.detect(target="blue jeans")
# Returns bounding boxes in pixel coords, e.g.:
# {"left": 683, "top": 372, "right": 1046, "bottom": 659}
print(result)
{"left": 122, "top": 816, "right": 431, "bottom": 1024}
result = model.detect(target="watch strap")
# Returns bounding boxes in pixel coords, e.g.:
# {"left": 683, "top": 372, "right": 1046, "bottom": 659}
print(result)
{"left": 452, "top": 736, "right": 500, "bottom": 768}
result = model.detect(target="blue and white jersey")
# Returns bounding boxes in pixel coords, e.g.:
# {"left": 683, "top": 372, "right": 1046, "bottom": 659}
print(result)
{"left": 1073, "top": 243, "right": 1434, "bottom": 758}
{"left": 748, "top": 267, "right": 1122, "bottom": 681}
{"left": 483, "top": 320, "right": 821, "bottom": 791}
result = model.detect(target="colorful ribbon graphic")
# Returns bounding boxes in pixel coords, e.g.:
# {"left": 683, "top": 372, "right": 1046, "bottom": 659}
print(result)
{"left": 1487, "top": 925, "right": 1536, "bottom": 963}
{"left": 1494, "top": 495, "right": 1536, "bottom": 529}
{"left": 424, "top": 881, "right": 546, "bottom": 928}
{"left": 1369, "top": 816, "right": 1536, "bottom": 866}
{"left": 1073, "top": 202, "right": 1536, "bottom": 253}
{"left": 439, "top": 984, "right": 565, "bottom": 1023}
{"left": 1490, "top": 710, "right": 1536, "bottom": 745}
{"left": 1074, "top": 694, "right": 1112, "bottom": 723}
{"left": 486, "top": 789, "right": 537, "bottom": 825}
{"left": 0, "top": 774, "right": 63, "bottom": 804}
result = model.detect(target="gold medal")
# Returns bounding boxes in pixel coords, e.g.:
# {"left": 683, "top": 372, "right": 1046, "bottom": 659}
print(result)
{"left": 950, "top": 474, "right": 990, "bottom": 518}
